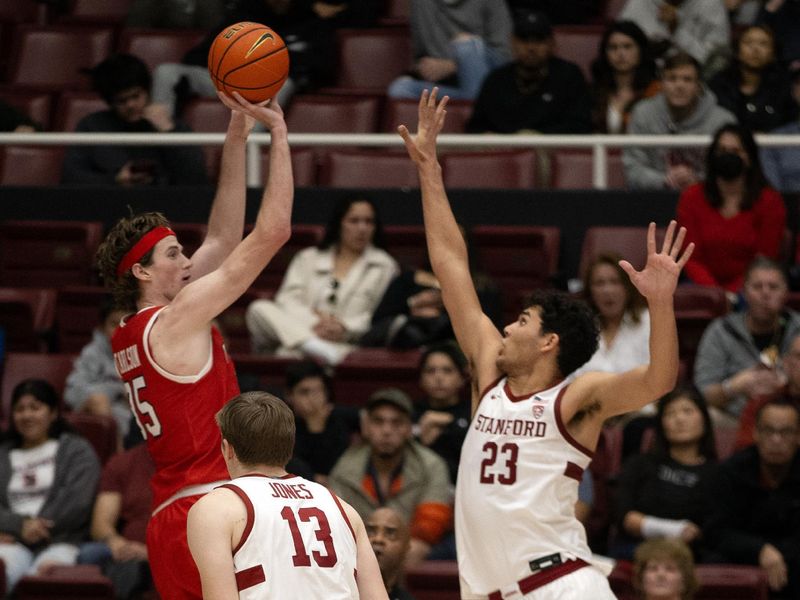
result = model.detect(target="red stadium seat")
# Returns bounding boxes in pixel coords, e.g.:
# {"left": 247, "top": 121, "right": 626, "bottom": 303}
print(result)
{"left": 0, "top": 220, "right": 104, "bottom": 287}
{"left": 15, "top": 565, "right": 114, "bottom": 600}
{"left": 230, "top": 353, "right": 301, "bottom": 393}
{"left": 53, "top": 90, "right": 106, "bottom": 131}
{"left": 286, "top": 94, "right": 381, "bottom": 133}
{"left": 383, "top": 225, "right": 429, "bottom": 270}
{"left": 552, "top": 25, "right": 603, "bottom": 81}
{"left": 441, "top": 150, "right": 538, "bottom": 190}
{"left": 217, "top": 289, "right": 273, "bottom": 354}
{"left": 54, "top": 285, "right": 109, "bottom": 353}
{"left": 604, "top": 0, "right": 628, "bottom": 22}
{"left": 0, "top": 145, "right": 64, "bottom": 185}
{"left": 0, "top": 89, "right": 52, "bottom": 129}
{"left": 65, "top": 412, "right": 119, "bottom": 465}
{"left": 8, "top": 25, "right": 114, "bottom": 90}
{"left": 117, "top": 28, "right": 206, "bottom": 73}
{"left": 406, "top": 560, "right": 460, "bottom": 600}
{"left": 672, "top": 285, "right": 729, "bottom": 380}
{"left": 382, "top": 98, "right": 473, "bottom": 133}
{"left": 180, "top": 96, "right": 229, "bottom": 178}
{"left": 260, "top": 147, "right": 318, "bottom": 187}
{"left": 0, "top": 288, "right": 56, "bottom": 353}
{"left": 252, "top": 224, "right": 324, "bottom": 291}
{"left": 60, "top": 0, "right": 133, "bottom": 24}
{"left": 332, "top": 348, "right": 422, "bottom": 406}
{"left": 0, "top": 0, "right": 40, "bottom": 23}
{"left": 327, "top": 28, "right": 412, "bottom": 93}
{"left": 379, "top": 0, "right": 410, "bottom": 26}
{"left": 578, "top": 225, "right": 666, "bottom": 278}
{"left": 551, "top": 149, "right": 626, "bottom": 190}
{"left": 1, "top": 352, "right": 76, "bottom": 426}
{"left": 319, "top": 150, "right": 420, "bottom": 188}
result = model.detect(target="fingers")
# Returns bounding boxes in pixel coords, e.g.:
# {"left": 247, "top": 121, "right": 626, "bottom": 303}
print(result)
{"left": 677, "top": 242, "right": 695, "bottom": 269}
{"left": 618, "top": 259, "right": 637, "bottom": 278}
{"left": 660, "top": 220, "right": 676, "bottom": 254}
{"left": 646, "top": 222, "right": 656, "bottom": 256}
{"left": 670, "top": 226, "right": 687, "bottom": 260}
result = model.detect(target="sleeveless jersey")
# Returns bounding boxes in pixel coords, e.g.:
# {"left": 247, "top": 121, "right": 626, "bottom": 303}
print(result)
{"left": 454, "top": 377, "right": 594, "bottom": 598}
{"left": 221, "top": 474, "right": 359, "bottom": 600}
{"left": 112, "top": 306, "right": 239, "bottom": 509}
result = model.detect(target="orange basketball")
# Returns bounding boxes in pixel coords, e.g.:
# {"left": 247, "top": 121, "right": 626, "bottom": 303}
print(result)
{"left": 208, "top": 22, "right": 290, "bottom": 103}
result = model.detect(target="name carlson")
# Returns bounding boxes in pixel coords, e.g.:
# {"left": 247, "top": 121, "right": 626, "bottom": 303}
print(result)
{"left": 114, "top": 344, "right": 141, "bottom": 375}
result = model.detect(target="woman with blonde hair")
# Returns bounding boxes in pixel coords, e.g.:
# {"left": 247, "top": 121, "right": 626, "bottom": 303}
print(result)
{"left": 633, "top": 538, "right": 698, "bottom": 600}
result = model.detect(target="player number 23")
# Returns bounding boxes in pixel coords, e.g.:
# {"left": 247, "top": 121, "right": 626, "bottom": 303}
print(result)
{"left": 480, "top": 441, "right": 519, "bottom": 485}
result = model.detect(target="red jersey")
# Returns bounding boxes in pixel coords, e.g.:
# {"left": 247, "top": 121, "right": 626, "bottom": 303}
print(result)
{"left": 112, "top": 306, "right": 239, "bottom": 509}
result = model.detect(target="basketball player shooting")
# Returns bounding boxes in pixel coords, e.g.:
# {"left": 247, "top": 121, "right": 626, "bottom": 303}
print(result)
{"left": 96, "top": 92, "right": 293, "bottom": 600}
{"left": 398, "top": 89, "right": 694, "bottom": 600}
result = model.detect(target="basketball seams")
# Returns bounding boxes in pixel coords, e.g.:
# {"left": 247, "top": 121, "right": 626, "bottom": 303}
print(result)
{"left": 221, "top": 46, "right": 288, "bottom": 84}
{"left": 212, "top": 25, "right": 270, "bottom": 88}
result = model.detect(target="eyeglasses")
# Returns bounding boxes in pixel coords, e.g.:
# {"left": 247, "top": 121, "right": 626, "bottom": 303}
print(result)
{"left": 327, "top": 278, "right": 339, "bottom": 306}
{"left": 757, "top": 426, "right": 799, "bottom": 440}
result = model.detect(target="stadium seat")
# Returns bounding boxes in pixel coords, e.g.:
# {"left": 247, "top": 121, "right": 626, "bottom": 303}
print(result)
{"left": 332, "top": 348, "right": 421, "bottom": 406}
{"left": 53, "top": 90, "right": 106, "bottom": 131}
{"left": 60, "top": 0, "right": 133, "bottom": 24}
{"left": 1, "top": 352, "right": 76, "bottom": 426}
{"left": 180, "top": 96, "right": 229, "bottom": 178}
{"left": 231, "top": 353, "right": 301, "bottom": 394}
{"left": 383, "top": 225, "right": 429, "bottom": 271}
{"left": 327, "top": 28, "right": 412, "bottom": 93}
{"left": 441, "top": 150, "right": 538, "bottom": 190}
{"left": 319, "top": 150, "right": 420, "bottom": 188}
{"left": 14, "top": 564, "right": 114, "bottom": 600}
{"left": 286, "top": 94, "right": 381, "bottom": 133}
{"left": 551, "top": 149, "right": 626, "bottom": 190}
{"left": 260, "top": 147, "right": 318, "bottom": 187}
{"left": 604, "top": 0, "right": 628, "bottom": 22}
{"left": 0, "top": 89, "right": 52, "bottom": 129}
{"left": 117, "top": 28, "right": 206, "bottom": 73}
{"left": 251, "top": 224, "right": 324, "bottom": 291}
{"left": 0, "top": 288, "right": 56, "bottom": 353}
{"left": 0, "top": 220, "right": 103, "bottom": 287}
{"left": 0, "top": 146, "right": 64, "bottom": 185}
{"left": 8, "top": 25, "right": 114, "bottom": 89}
{"left": 0, "top": 0, "right": 40, "bottom": 23}
{"left": 65, "top": 412, "right": 118, "bottom": 465}
{"left": 54, "top": 285, "right": 108, "bottom": 353}
{"left": 552, "top": 26, "right": 603, "bottom": 81}
{"left": 169, "top": 222, "right": 207, "bottom": 258}
{"left": 406, "top": 560, "right": 460, "bottom": 600}
{"left": 379, "top": 0, "right": 410, "bottom": 26}
{"left": 217, "top": 289, "right": 273, "bottom": 354}
{"left": 673, "top": 285, "right": 729, "bottom": 381}
{"left": 381, "top": 98, "right": 473, "bottom": 133}
{"left": 578, "top": 225, "right": 666, "bottom": 278}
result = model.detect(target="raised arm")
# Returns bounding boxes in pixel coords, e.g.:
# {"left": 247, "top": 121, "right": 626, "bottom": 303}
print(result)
{"left": 189, "top": 104, "right": 256, "bottom": 278}
{"left": 570, "top": 221, "right": 694, "bottom": 420}
{"left": 398, "top": 89, "right": 502, "bottom": 394}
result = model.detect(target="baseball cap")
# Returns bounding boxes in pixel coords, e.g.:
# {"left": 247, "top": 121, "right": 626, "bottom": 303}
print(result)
{"left": 366, "top": 388, "right": 413, "bottom": 416}
{"left": 513, "top": 9, "right": 553, "bottom": 40}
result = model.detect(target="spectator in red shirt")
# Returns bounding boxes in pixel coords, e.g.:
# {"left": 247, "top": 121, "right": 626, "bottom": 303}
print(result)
{"left": 677, "top": 123, "right": 786, "bottom": 293}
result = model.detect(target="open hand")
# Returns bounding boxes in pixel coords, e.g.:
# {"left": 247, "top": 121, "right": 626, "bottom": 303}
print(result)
{"left": 398, "top": 87, "right": 449, "bottom": 166}
{"left": 217, "top": 91, "right": 286, "bottom": 133}
{"left": 619, "top": 221, "right": 694, "bottom": 302}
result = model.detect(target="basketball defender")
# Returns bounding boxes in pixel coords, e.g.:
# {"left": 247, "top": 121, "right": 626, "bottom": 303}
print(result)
{"left": 187, "top": 392, "right": 388, "bottom": 599}
{"left": 95, "top": 92, "right": 293, "bottom": 599}
{"left": 398, "top": 89, "right": 694, "bottom": 599}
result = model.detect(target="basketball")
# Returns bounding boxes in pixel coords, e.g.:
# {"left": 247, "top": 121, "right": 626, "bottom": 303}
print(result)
{"left": 208, "top": 22, "right": 290, "bottom": 103}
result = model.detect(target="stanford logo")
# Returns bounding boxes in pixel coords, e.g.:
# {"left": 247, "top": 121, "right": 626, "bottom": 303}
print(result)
{"left": 532, "top": 405, "right": 544, "bottom": 420}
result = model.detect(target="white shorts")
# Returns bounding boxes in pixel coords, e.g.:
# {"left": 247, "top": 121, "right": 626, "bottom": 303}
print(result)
{"left": 521, "top": 566, "right": 616, "bottom": 600}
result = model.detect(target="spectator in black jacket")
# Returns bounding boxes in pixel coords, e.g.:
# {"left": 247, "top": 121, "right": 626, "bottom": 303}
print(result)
{"left": 703, "top": 398, "right": 800, "bottom": 598}
{"left": 466, "top": 9, "right": 592, "bottom": 134}
{"left": 61, "top": 54, "right": 207, "bottom": 186}
{"left": 758, "top": 0, "right": 800, "bottom": 66}
{"left": 710, "top": 25, "right": 797, "bottom": 132}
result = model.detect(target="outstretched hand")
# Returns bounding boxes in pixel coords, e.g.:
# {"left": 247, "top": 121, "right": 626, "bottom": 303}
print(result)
{"left": 217, "top": 91, "right": 286, "bottom": 132}
{"left": 619, "top": 221, "right": 694, "bottom": 302}
{"left": 398, "top": 87, "right": 449, "bottom": 165}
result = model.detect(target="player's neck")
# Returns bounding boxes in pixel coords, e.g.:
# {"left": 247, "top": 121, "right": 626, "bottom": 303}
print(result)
{"left": 230, "top": 464, "right": 288, "bottom": 479}
{"left": 506, "top": 362, "right": 560, "bottom": 396}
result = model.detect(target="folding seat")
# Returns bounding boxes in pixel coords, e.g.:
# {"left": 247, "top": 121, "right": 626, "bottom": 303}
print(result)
{"left": 286, "top": 94, "right": 380, "bottom": 133}
{"left": 117, "top": 28, "right": 206, "bottom": 73}
{"left": 379, "top": 0, "right": 410, "bottom": 26}
{"left": 53, "top": 90, "right": 106, "bottom": 131}
{"left": 405, "top": 560, "right": 460, "bottom": 600}
{"left": 0, "top": 288, "right": 56, "bottom": 352}
{"left": 585, "top": 425, "right": 623, "bottom": 553}
{"left": 1, "top": 353, "right": 77, "bottom": 426}
{"left": 326, "top": 28, "right": 412, "bottom": 93}
{"left": 217, "top": 289, "right": 273, "bottom": 354}
{"left": 551, "top": 149, "right": 626, "bottom": 190}
{"left": 381, "top": 98, "right": 473, "bottom": 134}
{"left": 0, "top": 0, "right": 39, "bottom": 23}
{"left": 14, "top": 564, "right": 114, "bottom": 600}
{"left": 673, "top": 285, "right": 729, "bottom": 381}
{"left": 54, "top": 285, "right": 108, "bottom": 353}
{"left": 0, "top": 89, "right": 52, "bottom": 129}
{"left": 552, "top": 25, "right": 604, "bottom": 81}
{"left": 0, "top": 220, "right": 103, "bottom": 287}
{"left": 441, "top": 149, "right": 538, "bottom": 190}
{"left": 578, "top": 225, "right": 666, "bottom": 279}
{"left": 65, "top": 412, "right": 119, "bottom": 465}
{"left": 604, "top": 0, "right": 628, "bottom": 22}
{"left": 8, "top": 25, "right": 114, "bottom": 89}
{"left": 331, "top": 348, "right": 421, "bottom": 406}
{"left": 251, "top": 224, "right": 324, "bottom": 291}
{"left": 319, "top": 150, "right": 420, "bottom": 188}
{"left": 383, "top": 225, "right": 429, "bottom": 270}
{"left": 0, "top": 146, "right": 64, "bottom": 185}
{"left": 180, "top": 96, "right": 229, "bottom": 179}
{"left": 59, "top": 0, "right": 133, "bottom": 25}
{"left": 230, "top": 353, "right": 301, "bottom": 394}
{"left": 694, "top": 564, "right": 768, "bottom": 599}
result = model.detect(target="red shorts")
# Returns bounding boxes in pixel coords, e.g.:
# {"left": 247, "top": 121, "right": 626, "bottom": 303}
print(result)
{"left": 146, "top": 495, "right": 204, "bottom": 600}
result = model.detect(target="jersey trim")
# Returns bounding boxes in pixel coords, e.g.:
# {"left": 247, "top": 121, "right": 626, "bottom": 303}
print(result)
{"left": 141, "top": 307, "right": 214, "bottom": 384}
{"left": 553, "top": 385, "right": 594, "bottom": 459}
{"left": 218, "top": 483, "right": 256, "bottom": 555}
{"left": 503, "top": 378, "right": 565, "bottom": 403}
{"left": 563, "top": 461, "right": 584, "bottom": 483}
{"left": 235, "top": 564, "right": 266, "bottom": 592}
{"left": 479, "top": 376, "right": 504, "bottom": 403}
{"left": 328, "top": 489, "right": 356, "bottom": 543}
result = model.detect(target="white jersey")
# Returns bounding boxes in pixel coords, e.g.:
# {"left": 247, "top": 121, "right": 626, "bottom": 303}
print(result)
{"left": 455, "top": 377, "right": 594, "bottom": 599}
{"left": 221, "top": 474, "right": 359, "bottom": 600}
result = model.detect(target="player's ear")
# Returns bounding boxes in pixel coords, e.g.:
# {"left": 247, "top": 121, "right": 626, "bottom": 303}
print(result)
{"left": 221, "top": 438, "right": 235, "bottom": 460}
{"left": 540, "top": 332, "right": 559, "bottom": 353}
{"left": 131, "top": 263, "right": 150, "bottom": 281}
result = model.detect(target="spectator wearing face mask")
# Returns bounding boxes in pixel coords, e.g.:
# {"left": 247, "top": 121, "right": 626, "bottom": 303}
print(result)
{"left": 676, "top": 123, "right": 785, "bottom": 293}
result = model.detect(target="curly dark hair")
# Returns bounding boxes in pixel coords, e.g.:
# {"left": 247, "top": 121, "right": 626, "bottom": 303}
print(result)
{"left": 95, "top": 211, "right": 171, "bottom": 312}
{"left": 523, "top": 290, "right": 599, "bottom": 378}
{"left": 318, "top": 196, "right": 386, "bottom": 251}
